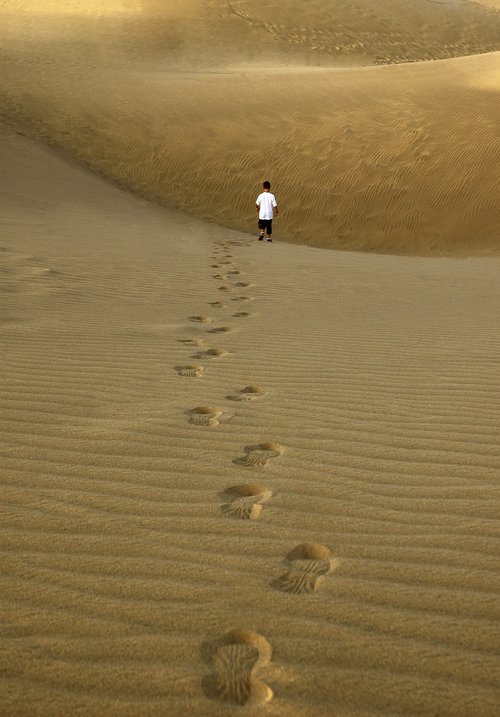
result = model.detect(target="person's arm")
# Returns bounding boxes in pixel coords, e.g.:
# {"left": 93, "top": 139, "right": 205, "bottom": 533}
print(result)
{"left": 274, "top": 205, "right": 279, "bottom": 216}
{"left": 256, "top": 203, "right": 260, "bottom": 213}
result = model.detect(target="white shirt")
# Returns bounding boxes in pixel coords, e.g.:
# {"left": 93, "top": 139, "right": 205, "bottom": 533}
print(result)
{"left": 256, "top": 191, "right": 277, "bottom": 220}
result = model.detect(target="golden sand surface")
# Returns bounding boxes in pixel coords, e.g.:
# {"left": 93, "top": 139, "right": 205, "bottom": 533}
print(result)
{"left": 1, "top": 2, "right": 500, "bottom": 716}
{"left": 2, "top": 120, "right": 500, "bottom": 717}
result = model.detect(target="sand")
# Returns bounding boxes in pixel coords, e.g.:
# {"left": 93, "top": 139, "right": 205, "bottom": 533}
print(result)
{"left": 2, "top": 1, "right": 500, "bottom": 254}
{"left": 1, "top": 2, "right": 500, "bottom": 716}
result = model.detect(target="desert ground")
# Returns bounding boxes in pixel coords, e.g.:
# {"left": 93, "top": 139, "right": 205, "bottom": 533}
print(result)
{"left": 1, "top": 2, "right": 500, "bottom": 716}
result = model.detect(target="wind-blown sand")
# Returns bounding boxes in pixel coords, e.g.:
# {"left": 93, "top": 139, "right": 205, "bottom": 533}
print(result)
{"left": 1, "top": 2, "right": 500, "bottom": 716}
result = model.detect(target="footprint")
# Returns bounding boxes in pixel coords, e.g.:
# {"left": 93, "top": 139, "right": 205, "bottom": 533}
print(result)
{"left": 178, "top": 337, "right": 206, "bottom": 347}
{"left": 231, "top": 296, "right": 254, "bottom": 302}
{"left": 190, "top": 315, "right": 212, "bottom": 324}
{"left": 235, "top": 442, "right": 284, "bottom": 468}
{"left": 211, "top": 264, "right": 221, "bottom": 268}
{"left": 275, "top": 544, "right": 338, "bottom": 595}
{"left": 202, "top": 630, "right": 273, "bottom": 706}
{"left": 209, "top": 301, "right": 227, "bottom": 308}
{"left": 208, "top": 326, "right": 233, "bottom": 334}
{"left": 212, "top": 274, "right": 225, "bottom": 279}
{"left": 218, "top": 285, "right": 232, "bottom": 292}
{"left": 176, "top": 365, "right": 204, "bottom": 378}
{"left": 227, "top": 270, "right": 241, "bottom": 275}
{"left": 227, "top": 385, "right": 267, "bottom": 402}
{"left": 221, "top": 483, "right": 272, "bottom": 520}
{"left": 233, "top": 311, "right": 254, "bottom": 318}
{"left": 234, "top": 282, "right": 252, "bottom": 288}
{"left": 189, "top": 406, "right": 222, "bottom": 426}
{"left": 204, "top": 348, "right": 229, "bottom": 359}
{"left": 0, "top": 249, "right": 63, "bottom": 298}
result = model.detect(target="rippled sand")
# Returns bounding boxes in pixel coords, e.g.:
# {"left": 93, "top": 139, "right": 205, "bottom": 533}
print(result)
{"left": 1, "top": 2, "right": 500, "bottom": 715}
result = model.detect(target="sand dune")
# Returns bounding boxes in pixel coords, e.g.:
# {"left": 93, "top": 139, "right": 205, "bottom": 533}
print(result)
{"left": 4, "top": 0, "right": 500, "bottom": 67}
{"left": 2, "top": 2, "right": 500, "bottom": 715}
{"left": 1, "top": 1, "right": 500, "bottom": 254}
{"left": 2, "top": 51, "right": 500, "bottom": 255}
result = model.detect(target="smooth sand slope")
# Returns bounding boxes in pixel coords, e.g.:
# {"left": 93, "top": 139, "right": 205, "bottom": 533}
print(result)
{"left": 1, "top": 0, "right": 500, "bottom": 254}
{"left": 4, "top": 0, "right": 500, "bottom": 67}
{"left": 2, "top": 124, "right": 500, "bottom": 716}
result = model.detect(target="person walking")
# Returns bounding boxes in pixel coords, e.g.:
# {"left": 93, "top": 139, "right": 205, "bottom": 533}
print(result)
{"left": 256, "top": 181, "right": 278, "bottom": 242}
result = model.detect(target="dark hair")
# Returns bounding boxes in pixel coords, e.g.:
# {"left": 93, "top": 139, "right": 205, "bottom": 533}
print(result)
{"left": 263, "top": 180, "right": 271, "bottom": 189}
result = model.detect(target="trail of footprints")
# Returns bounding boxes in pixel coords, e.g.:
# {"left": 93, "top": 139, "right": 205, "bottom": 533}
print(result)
{"left": 173, "top": 238, "right": 337, "bottom": 706}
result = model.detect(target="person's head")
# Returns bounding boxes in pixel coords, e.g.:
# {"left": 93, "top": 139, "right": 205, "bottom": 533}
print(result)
{"left": 263, "top": 180, "right": 271, "bottom": 191}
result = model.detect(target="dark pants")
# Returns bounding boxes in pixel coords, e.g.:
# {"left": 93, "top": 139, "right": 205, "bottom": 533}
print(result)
{"left": 258, "top": 219, "right": 273, "bottom": 235}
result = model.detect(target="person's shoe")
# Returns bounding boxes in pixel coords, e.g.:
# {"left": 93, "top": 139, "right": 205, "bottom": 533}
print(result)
{"left": 258, "top": 232, "right": 264, "bottom": 240}
{"left": 267, "top": 237, "right": 272, "bottom": 242}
